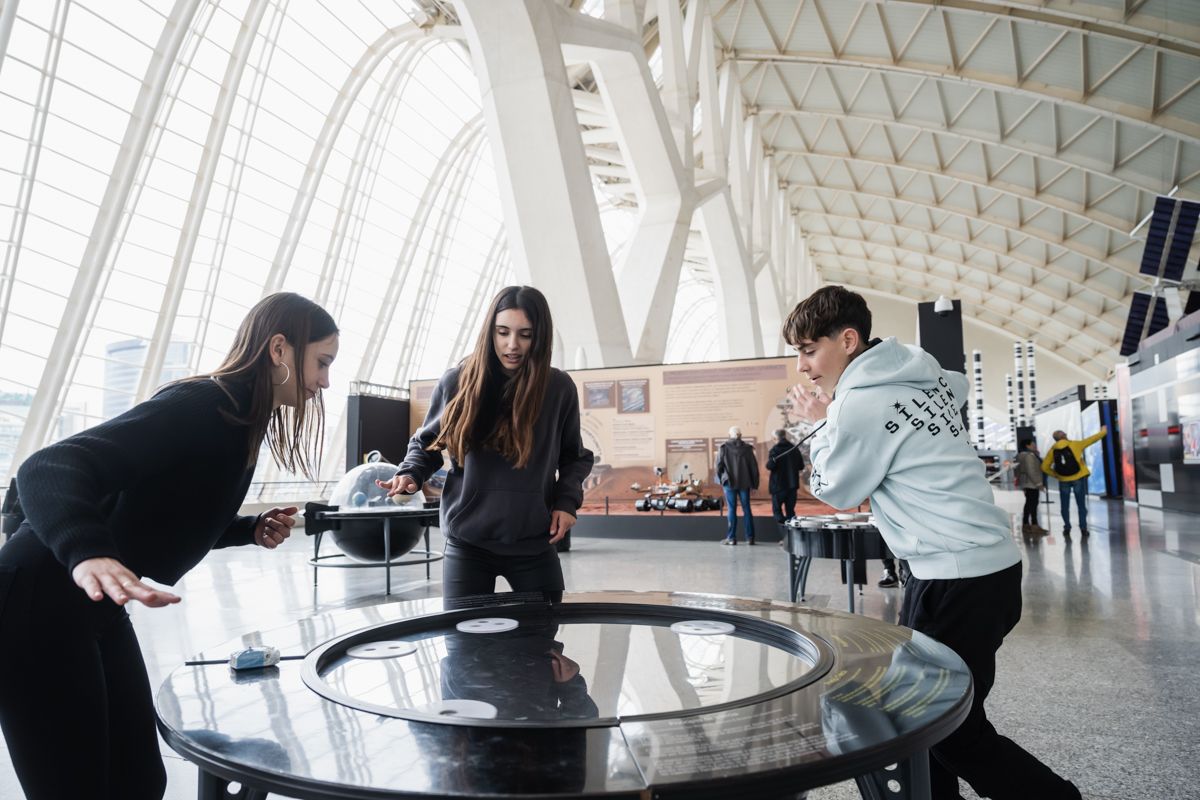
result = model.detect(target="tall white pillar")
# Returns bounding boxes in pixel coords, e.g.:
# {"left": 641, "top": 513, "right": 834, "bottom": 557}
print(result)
{"left": 454, "top": 0, "right": 632, "bottom": 367}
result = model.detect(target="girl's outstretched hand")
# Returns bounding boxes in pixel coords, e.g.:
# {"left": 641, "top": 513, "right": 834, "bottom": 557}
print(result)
{"left": 72, "top": 557, "right": 181, "bottom": 608}
{"left": 376, "top": 475, "right": 419, "bottom": 497}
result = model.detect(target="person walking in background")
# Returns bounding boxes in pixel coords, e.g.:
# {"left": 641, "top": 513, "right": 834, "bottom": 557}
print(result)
{"left": 766, "top": 428, "right": 804, "bottom": 523}
{"left": 1016, "top": 438, "right": 1048, "bottom": 536}
{"left": 716, "top": 426, "right": 759, "bottom": 545}
{"left": 1042, "top": 427, "right": 1106, "bottom": 538}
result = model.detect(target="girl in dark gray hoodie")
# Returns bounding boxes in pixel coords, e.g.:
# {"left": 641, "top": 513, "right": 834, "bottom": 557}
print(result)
{"left": 379, "top": 286, "right": 593, "bottom": 604}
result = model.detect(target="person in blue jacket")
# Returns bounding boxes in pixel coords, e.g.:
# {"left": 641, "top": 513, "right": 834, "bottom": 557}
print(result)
{"left": 379, "top": 286, "right": 593, "bottom": 604}
{"left": 0, "top": 293, "right": 338, "bottom": 800}
{"left": 785, "top": 285, "right": 1080, "bottom": 800}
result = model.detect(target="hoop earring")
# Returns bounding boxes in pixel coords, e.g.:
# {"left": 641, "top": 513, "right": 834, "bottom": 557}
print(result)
{"left": 273, "top": 363, "right": 290, "bottom": 386}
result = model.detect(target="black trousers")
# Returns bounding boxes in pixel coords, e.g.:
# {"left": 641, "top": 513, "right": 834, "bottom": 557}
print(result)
{"left": 1021, "top": 489, "right": 1042, "bottom": 526}
{"left": 770, "top": 489, "right": 797, "bottom": 522}
{"left": 0, "top": 531, "right": 167, "bottom": 800}
{"left": 442, "top": 539, "right": 565, "bottom": 605}
{"left": 900, "top": 562, "right": 1080, "bottom": 799}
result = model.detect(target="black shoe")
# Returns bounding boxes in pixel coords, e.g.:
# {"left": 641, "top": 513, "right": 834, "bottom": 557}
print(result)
{"left": 877, "top": 571, "right": 899, "bottom": 588}
{"left": 721, "top": 538, "right": 736, "bottom": 546}
{"left": 1080, "top": 527, "right": 1089, "bottom": 537}
{"left": 746, "top": 538, "right": 755, "bottom": 545}
{"left": 1062, "top": 526, "right": 1071, "bottom": 540}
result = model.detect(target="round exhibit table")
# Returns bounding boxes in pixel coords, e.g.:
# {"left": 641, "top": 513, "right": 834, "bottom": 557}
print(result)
{"left": 156, "top": 591, "right": 971, "bottom": 799}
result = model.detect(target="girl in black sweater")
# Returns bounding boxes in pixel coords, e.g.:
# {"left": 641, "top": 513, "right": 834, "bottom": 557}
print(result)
{"left": 379, "top": 286, "right": 593, "bottom": 604}
{"left": 0, "top": 292, "right": 338, "bottom": 799}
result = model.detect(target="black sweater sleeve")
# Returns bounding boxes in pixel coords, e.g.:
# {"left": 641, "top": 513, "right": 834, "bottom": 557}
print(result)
{"left": 396, "top": 370, "right": 452, "bottom": 485}
{"left": 16, "top": 381, "right": 251, "bottom": 575}
{"left": 552, "top": 373, "right": 593, "bottom": 516}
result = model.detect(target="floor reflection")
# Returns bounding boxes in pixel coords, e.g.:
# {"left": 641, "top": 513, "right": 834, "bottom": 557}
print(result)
{"left": 0, "top": 490, "right": 1196, "bottom": 799}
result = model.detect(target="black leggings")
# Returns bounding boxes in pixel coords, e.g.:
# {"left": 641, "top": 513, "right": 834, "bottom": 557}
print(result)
{"left": 1021, "top": 489, "right": 1042, "bottom": 526}
{"left": 901, "top": 563, "right": 1079, "bottom": 799}
{"left": 442, "top": 539, "right": 565, "bottom": 605}
{"left": 0, "top": 531, "right": 166, "bottom": 800}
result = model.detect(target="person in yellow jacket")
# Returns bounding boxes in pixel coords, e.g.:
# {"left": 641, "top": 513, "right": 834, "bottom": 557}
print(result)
{"left": 1041, "top": 427, "right": 1106, "bottom": 538}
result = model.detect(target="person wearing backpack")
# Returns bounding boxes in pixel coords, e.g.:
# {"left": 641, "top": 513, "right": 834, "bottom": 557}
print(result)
{"left": 1041, "top": 427, "right": 1106, "bottom": 538}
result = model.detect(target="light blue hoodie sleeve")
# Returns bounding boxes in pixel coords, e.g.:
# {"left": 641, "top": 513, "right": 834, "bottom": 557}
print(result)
{"left": 808, "top": 395, "right": 900, "bottom": 511}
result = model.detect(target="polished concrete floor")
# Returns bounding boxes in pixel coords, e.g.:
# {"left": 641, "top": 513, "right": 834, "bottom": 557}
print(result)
{"left": 1, "top": 490, "right": 1197, "bottom": 799}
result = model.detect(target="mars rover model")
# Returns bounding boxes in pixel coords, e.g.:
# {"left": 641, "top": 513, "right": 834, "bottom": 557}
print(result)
{"left": 631, "top": 465, "right": 723, "bottom": 513}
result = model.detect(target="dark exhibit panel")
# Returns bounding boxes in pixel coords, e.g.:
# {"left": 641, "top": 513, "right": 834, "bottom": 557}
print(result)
{"left": 1125, "top": 310, "right": 1200, "bottom": 513}
{"left": 916, "top": 299, "right": 965, "bottom": 374}
{"left": 345, "top": 390, "right": 410, "bottom": 471}
{"left": 916, "top": 298, "right": 969, "bottom": 430}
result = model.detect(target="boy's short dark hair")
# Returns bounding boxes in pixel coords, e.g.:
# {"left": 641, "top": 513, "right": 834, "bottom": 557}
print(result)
{"left": 782, "top": 285, "right": 872, "bottom": 346}
{"left": 1020, "top": 438, "right": 1034, "bottom": 449}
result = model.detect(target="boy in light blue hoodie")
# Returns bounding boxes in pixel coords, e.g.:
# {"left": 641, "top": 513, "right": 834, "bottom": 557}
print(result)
{"left": 785, "top": 286, "right": 1080, "bottom": 800}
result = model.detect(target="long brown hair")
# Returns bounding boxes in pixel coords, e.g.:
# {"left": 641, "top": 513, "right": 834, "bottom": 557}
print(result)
{"left": 187, "top": 292, "right": 338, "bottom": 479}
{"left": 433, "top": 286, "right": 553, "bottom": 468}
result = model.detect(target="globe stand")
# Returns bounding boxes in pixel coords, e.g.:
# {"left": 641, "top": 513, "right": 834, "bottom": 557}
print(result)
{"left": 305, "top": 503, "right": 443, "bottom": 596}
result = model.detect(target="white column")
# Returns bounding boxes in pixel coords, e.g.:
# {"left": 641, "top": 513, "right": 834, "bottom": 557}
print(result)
{"left": 697, "top": 188, "right": 763, "bottom": 360}
{"left": 559, "top": 7, "right": 692, "bottom": 364}
{"left": 456, "top": 0, "right": 632, "bottom": 367}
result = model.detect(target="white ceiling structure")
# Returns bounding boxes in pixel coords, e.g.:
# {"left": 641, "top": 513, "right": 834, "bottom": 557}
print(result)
{"left": 1, "top": 0, "right": 1198, "bottom": 485}
{"left": 644, "top": 0, "right": 1200, "bottom": 377}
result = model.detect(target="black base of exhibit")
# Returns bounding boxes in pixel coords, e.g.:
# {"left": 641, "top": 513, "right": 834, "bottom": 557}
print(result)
{"left": 573, "top": 513, "right": 783, "bottom": 543}
{"left": 200, "top": 771, "right": 267, "bottom": 800}
{"left": 855, "top": 752, "right": 931, "bottom": 799}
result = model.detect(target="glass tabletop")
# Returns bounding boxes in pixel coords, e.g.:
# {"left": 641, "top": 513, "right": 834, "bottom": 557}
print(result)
{"left": 305, "top": 611, "right": 826, "bottom": 726}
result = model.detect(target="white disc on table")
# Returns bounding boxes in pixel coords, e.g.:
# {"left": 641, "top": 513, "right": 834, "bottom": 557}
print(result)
{"left": 420, "top": 699, "right": 498, "bottom": 719}
{"left": 347, "top": 641, "right": 417, "bottom": 659}
{"left": 456, "top": 617, "right": 518, "bottom": 634}
{"left": 671, "top": 620, "right": 735, "bottom": 636}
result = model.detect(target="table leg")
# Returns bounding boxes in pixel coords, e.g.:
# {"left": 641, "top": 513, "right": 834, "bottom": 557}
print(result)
{"left": 424, "top": 526, "right": 431, "bottom": 580}
{"left": 312, "top": 531, "right": 321, "bottom": 587}
{"left": 845, "top": 559, "right": 856, "bottom": 613}
{"left": 198, "top": 769, "right": 269, "bottom": 800}
{"left": 854, "top": 749, "right": 931, "bottom": 799}
{"left": 384, "top": 518, "right": 392, "bottom": 596}
{"left": 797, "top": 556, "right": 812, "bottom": 601}
{"left": 789, "top": 554, "right": 799, "bottom": 602}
